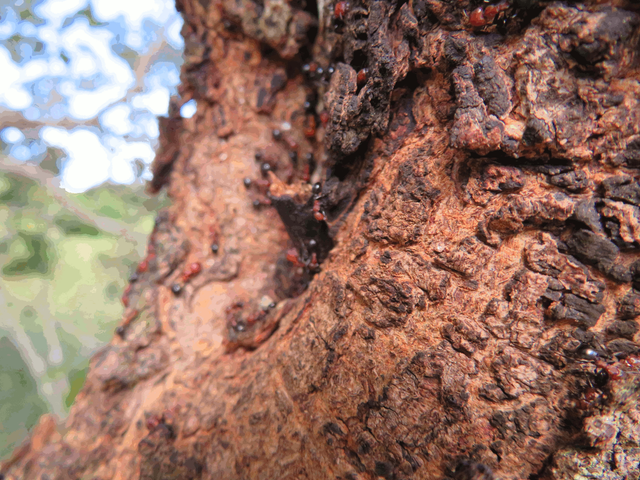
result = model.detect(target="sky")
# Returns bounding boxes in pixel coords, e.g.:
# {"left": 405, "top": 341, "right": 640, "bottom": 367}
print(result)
{"left": 0, "top": 0, "right": 194, "bottom": 192}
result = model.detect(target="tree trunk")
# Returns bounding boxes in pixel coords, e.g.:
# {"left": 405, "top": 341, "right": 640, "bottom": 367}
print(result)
{"left": 3, "top": 0, "right": 640, "bottom": 479}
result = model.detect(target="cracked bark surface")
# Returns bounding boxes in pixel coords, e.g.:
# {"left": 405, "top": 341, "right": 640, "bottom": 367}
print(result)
{"left": 3, "top": 0, "right": 640, "bottom": 479}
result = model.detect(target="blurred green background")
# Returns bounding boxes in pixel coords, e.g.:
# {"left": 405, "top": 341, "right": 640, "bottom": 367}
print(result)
{"left": 0, "top": 0, "right": 184, "bottom": 459}
{"left": 0, "top": 163, "right": 169, "bottom": 458}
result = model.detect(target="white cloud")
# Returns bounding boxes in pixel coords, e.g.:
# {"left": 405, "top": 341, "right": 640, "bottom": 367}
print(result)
{"left": 41, "top": 127, "right": 110, "bottom": 192}
{"left": 135, "top": 114, "right": 160, "bottom": 138}
{"left": 36, "top": 24, "right": 58, "bottom": 45}
{"left": 116, "top": 139, "right": 155, "bottom": 164}
{"left": 109, "top": 154, "right": 137, "bottom": 184}
{"left": 49, "top": 21, "right": 135, "bottom": 119}
{"left": 180, "top": 99, "right": 197, "bottom": 118}
{"left": 1, "top": 127, "right": 25, "bottom": 144}
{"left": 90, "top": 0, "right": 174, "bottom": 31}
{"left": 132, "top": 87, "right": 170, "bottom": 116}
{"left": 41, "top": 127, "right": 156, "bottom": 191}
{"left": 58, "top": 80, "right": 75, "bottom": 96}
{"left": 68, "top": 84, "right": 129, "bottom": 119}
{"left": 61, "top": 22, "right": 133, "bottom": 85}
{"left": 21, "top": 59, "right": 51, "bottom": 83}
{"left": 100, "top": 103, "right": 133, "bottom": 135}
{"left": 0, "top": 46, "right": 33, "bottom": 110}
{"left": 108, "top": 138, "right": 155, "bottom": 183}
{"left": 48, "top": 57, "right": 67, "bottom": 76}
{"left": 166, "top": 14, "right": 184, "bottom": 49}
{"left": 0, "top": 0, "right": 184, "bottom": 192}
{"left": 35, "top": 0, "right": 89, "bottom": 27}
{"left": 125, "top": 31, "right": 144, "bottom": 50}
{"left": 70, "top": 52, "right": 99, "bottom": 78}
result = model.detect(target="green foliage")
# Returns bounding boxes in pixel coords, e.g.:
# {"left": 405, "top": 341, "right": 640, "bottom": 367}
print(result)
{"left": 76, "top": 185, "right": 167, "bottom": 225}
{"left": 0, "top": 173, "right": 39, "bottom": 207}
{"left": 0, "top": 336, "right": 48, "bottom": 460}
{"left": 54, "top": 215, "right": 100, "bottom": 236}
{"left": 0, "top": 166, "right": 170, "bottom": 459}
{"left": 0, "top": 0, "right": 182, "bottom": 460}
{"left": 65, "top": 366, "right": 88, "bottom": 408}
{"left": 2, "top": 232, "right": 54, "bottom": 277}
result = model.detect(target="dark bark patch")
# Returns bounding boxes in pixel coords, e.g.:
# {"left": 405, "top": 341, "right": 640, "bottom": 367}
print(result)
{"left": 364, "top": 160, "right": 440, "bottom": 245}
{"left": 473, "top": 56, "right": 511, "bottom": 119}
{"left": 565, "top": 229, "right": 619, "bottom": 275}
{"left": 606, "top": 338, "right": 640, "bottom": 357}
{"left": 618, "top": 289, "right": 640, "bottom": 320}
{"left": 602, "top": 175, "right": 640, "bottom": 207}
{"left": 573, "top": 198, "right": 603, "bottom": 234}
{"left": 447, "top": 458, "right": 495, "bottom": 480}
{"left": 548, "top": 170, "right": 589, "bottom": 193}
{"left": 564, "top": 8, "right": 639, "bottom": 74}
{"left": 606, "top": 320, "right": 638, "bottom": 340}
{"left": 548, "top": 293, "right": 605, "bottom": 329}
{"left": 270, "top": 193, "right": 334, "bottom": 264}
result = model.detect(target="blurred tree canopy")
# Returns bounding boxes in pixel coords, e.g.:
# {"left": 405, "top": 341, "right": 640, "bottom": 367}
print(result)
{"left": 0, "top": 160, "right": 170, "bottom": 459}
{"left": 0, "top": 0, "right": 182, "bottom": 459}
{"left": 0, "top": 0, "right": 186, "bottom": 190}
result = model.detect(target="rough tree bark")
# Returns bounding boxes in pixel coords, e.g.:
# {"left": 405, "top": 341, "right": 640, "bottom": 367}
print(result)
{"left": 3, "top": 0, "right": 640, "bottom": 479}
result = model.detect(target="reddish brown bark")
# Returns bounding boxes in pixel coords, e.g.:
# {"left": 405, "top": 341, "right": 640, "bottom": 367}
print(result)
{"left": 3, "top": 0, "right": 640, "bottom": 479}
